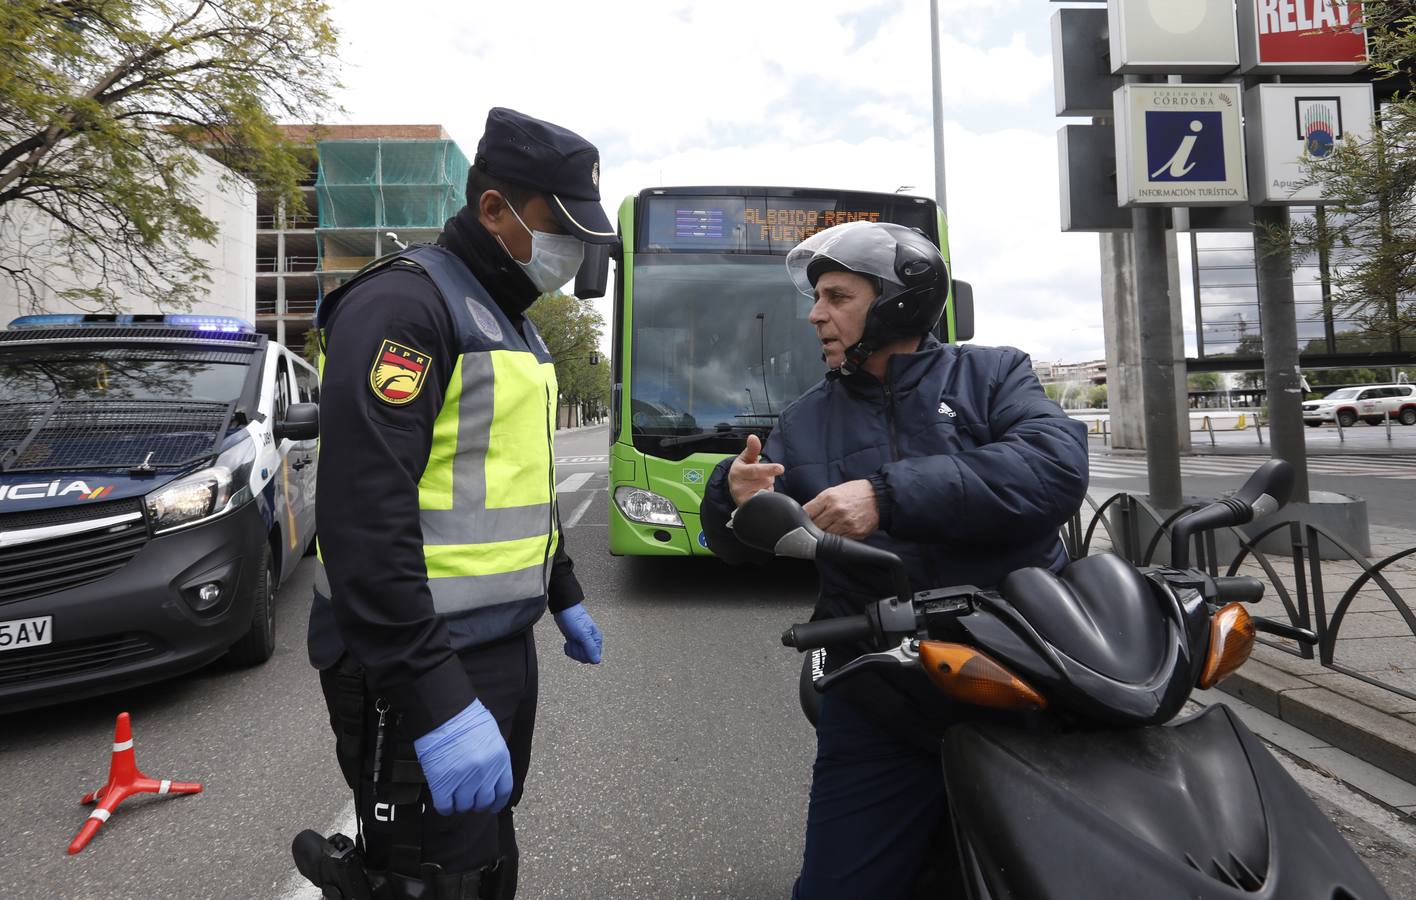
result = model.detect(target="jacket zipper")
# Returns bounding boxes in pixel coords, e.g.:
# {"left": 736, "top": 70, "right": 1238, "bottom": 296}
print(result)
{"left": 542, "top": 380, "right": 555, "bottom": 591}
{"left": 883, "top": 383, "right": 900, "bottom": 460}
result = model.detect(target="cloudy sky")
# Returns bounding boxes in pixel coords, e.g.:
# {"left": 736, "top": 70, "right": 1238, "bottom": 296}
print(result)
{"left": 325, "top": 0, "right": 1119, "bottom": 364}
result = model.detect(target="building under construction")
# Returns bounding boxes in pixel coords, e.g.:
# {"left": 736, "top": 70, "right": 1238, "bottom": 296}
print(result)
{"left": 256, "top": 125, "right": 471, "bottom": 350}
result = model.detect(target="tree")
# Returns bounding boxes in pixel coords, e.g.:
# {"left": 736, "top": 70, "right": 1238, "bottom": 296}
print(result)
{"left": 0, "top": 1, "right": 339, "bottom": 313}
{"left": 1275, "top": 2, "right": 1416, "bottom": 341}
{"left": 1187, "top": 372, "right": 1221, "bottom": 391}
{"left": 526, "top": 291, "right": 609, "bottom": 422}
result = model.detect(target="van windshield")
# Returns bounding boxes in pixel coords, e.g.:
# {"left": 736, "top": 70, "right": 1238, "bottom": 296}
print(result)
{"left": 0, "top": 345, "right": 249, "bottom": 404}
{"left": 0, "top": 344, "right": 254, "bottom": 473}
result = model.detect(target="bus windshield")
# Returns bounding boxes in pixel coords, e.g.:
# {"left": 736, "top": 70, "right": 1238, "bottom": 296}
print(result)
{"left": 631, "top": 256, "right": 819, "bottom": 456}
{"left": 626, "top": 190, "right": 940, "bottom": 459}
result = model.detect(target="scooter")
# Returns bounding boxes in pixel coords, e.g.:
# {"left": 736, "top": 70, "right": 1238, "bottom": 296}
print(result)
{"left": 730, "top": 460, "right": 1390, "bottom": 899}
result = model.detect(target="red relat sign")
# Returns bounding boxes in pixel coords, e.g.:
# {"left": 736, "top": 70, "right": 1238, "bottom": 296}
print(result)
{"left": 1255, "top": 0, "right": 1368, "bottom": 64}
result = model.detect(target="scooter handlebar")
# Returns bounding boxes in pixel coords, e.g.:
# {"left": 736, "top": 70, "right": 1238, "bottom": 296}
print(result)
{"left": 1213, "top": 575, "right": 1265, "bottom": 604}
{"left": 782, "top": 615, "right": 875, "bottom": 650}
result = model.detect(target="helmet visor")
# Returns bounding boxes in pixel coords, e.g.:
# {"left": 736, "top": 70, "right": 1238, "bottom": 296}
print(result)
{"left": 785, "top": 221, "right": 919, "bottom": 297}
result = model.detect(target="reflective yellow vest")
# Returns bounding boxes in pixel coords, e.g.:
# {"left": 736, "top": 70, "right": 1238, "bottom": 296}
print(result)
{"left": 315, "top": 245, "right": 560, "bottom": 647}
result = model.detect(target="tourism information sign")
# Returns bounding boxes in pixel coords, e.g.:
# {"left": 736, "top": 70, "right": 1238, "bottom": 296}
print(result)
{"left": 1114, "top": 84, "right": 1248, "bottom": 206}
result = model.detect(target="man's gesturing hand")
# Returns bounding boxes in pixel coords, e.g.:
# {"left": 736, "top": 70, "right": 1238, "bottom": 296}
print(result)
{"left": 803, "top": 479, "right": 880, "bottom": 540}
{"left": 728, "top": 434, "right": 784, "bottom": 507}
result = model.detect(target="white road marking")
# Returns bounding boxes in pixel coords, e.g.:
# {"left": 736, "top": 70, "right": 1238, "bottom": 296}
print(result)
{"left": 555, "top": 472, "right": 594, "bottom": 494}
{"left": 555, "top": 455, "right": 608, "bottom": 464}
{"left": 275, "top": 799, "right": 357, "bottom": 900}
{"left": 565, "top": 494, "right": 596, "bottom": 528}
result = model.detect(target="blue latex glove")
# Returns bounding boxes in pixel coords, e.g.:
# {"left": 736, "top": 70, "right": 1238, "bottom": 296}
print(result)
{"left": 554, "top": 603, "right": 603, "bottom": 664}
{"left": 412, "top": 699, "right": 512, "bottom": 816}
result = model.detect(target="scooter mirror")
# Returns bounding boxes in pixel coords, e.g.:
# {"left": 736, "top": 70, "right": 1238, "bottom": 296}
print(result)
{"left": 1231, "top": 458, "right": 1294, "bottom": 520}
{"left": 731, "top": 491, "right": 823, "bottom": 560}
{"left": 1170, "top": 459, "right": 1296, "bottom": 568}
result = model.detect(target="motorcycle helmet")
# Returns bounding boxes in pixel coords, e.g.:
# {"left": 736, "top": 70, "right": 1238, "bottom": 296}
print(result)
{"left": 785, "top": 221, "right": 950, "bottom": 375}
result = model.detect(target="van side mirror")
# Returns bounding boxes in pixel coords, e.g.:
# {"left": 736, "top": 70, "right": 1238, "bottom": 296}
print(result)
{"left": 277, "top": 402, "right": 319, "bottom": 442}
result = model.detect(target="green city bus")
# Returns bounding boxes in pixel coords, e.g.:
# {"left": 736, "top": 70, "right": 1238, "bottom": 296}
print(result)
{"left": 606, "top": 186, "right": 972, "bottom": 557}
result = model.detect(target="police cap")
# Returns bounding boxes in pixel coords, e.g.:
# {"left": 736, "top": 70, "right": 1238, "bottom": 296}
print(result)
{"left": 474, "top": 107, "right": 617, "bottom": 245}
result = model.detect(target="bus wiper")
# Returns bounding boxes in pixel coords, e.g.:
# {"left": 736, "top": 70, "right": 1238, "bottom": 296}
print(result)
{"left": 658, "top": 425, "right": 768, "bottom": 448}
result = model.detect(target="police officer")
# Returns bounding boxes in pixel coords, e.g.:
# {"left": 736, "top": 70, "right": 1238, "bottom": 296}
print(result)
{"left": 305, "top": 108, "right": 615, "bottom": 899}
{"left": 700, "top": 221, "right": 1089, "bottom": 898}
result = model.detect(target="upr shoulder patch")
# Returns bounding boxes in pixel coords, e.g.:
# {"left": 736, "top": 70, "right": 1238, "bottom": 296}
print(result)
{"left": 370, "top": 339, "right": 431, "bottom": 405}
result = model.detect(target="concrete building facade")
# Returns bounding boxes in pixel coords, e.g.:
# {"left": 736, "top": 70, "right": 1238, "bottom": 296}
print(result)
{"left": 0, "top": 149, "right": 255, "bottom": 325}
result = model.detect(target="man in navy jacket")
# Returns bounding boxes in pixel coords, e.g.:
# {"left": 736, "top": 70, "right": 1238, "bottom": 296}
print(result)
{"left": 700, "top": 221, "right": 1088, "bottom": 899}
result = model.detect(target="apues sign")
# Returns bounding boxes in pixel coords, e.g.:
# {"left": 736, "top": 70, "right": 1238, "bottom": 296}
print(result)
{"left": 1243, "top": 83, "right": 1375, "bottom": 203}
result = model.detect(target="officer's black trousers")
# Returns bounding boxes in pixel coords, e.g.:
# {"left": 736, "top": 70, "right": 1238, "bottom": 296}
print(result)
{"left": 320, "top": 630, "right": 538, "bottom": 894}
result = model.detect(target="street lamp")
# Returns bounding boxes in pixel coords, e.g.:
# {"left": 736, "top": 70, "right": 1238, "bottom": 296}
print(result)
{"left": 929, "top": 0, "right": 948, "bottom": 218}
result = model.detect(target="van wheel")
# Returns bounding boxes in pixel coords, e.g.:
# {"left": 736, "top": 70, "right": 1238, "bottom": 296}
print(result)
{"left": 1337, "top": 410, "right": 1357, "bottom": 428}
{"left": 1401, "top": 408, "right": 1416, "bottom": 426}
{"left": 229, "top": 544, "right": 276, "bottom": 666}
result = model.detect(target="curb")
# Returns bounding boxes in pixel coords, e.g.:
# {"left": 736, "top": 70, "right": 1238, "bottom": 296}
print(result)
{"left": 555, "top": 422, "right": 608, "bottom": 436}
{"left": 1219, "top": 652, "right": 1416, "bottom": 786}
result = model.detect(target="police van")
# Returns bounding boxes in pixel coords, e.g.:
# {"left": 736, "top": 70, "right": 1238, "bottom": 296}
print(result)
{"left": 0, "top": 314, "right": 319, "bottom": 711}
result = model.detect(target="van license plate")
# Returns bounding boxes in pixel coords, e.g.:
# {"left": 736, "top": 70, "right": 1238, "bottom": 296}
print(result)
{"left": 0, "top": 616, "right": 53, "bottom": 652}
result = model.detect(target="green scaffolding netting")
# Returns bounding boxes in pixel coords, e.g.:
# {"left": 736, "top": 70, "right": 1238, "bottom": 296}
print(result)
{"left": 315, "top": 139, "right": 470, "bottom": 229}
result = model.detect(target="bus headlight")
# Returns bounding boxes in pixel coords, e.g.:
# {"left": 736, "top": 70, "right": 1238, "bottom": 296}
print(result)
{"left": 614, "top": 486, "right": 684, "bottom": 527}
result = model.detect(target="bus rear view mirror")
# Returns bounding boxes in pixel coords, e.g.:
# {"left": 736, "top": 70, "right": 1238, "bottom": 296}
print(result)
{"left": 951, "top": 280, "right": 975, "bottom": 342}
{"left": 575, "top": 241, "right": 613, "bottom": 300}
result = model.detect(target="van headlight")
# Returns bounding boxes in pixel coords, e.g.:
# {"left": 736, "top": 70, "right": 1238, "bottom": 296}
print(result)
{"left": 145, "top": 438, "right": 256, "bottom": 533}
{"left": 614, "top": 486, "right": 684, "bottom": 527}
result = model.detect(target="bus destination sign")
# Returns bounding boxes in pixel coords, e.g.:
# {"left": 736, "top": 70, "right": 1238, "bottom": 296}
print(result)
{"left": 645, "top": 195, "right": 932, "bottom": 254}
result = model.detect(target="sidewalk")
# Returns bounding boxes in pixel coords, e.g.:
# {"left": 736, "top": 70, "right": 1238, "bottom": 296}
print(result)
{"left": 1218, "top": 522, "right": 1416, "bottom": 798}
{"left": 1084, "top": 421, "right": 1416, "bottom": 456}
{"left": 1087, "top": 509, "right": 1416, "bottom": 797}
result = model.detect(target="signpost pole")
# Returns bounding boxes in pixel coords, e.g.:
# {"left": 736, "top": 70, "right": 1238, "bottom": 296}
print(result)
{"left": 1133, "top": 201, "right": 1183, "bottom": 509}
{"left": 930, "top": 0, "right": 948, "bottom": 219}
{"left": 1253, "top": 206, "right": 1312, "bottom": 502}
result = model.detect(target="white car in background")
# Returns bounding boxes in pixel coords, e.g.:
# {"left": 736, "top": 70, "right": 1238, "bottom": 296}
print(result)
{"left": 1302, "top": 384, "right": 1416, "bottom": 428}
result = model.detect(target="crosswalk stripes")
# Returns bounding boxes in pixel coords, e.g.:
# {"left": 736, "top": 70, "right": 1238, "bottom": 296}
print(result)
{"left": 555, "top": 472, "right": 594, "bottom": 494}
{"left": 1089, "top": 454, "right": 1414, "bottom": 481}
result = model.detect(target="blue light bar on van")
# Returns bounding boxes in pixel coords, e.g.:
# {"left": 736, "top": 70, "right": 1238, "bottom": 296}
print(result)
{"left": 165, "top": 315, "right": 255, "bottom": 333}
{"left": 7, "top": 314, "right": 255, "bottom": 333}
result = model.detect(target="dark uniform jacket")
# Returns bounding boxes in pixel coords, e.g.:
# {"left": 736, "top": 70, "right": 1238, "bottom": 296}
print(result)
{"left": 701, "top": 336, "right": 1089, "bottom": 665}
{"left": 307, "top": 209, "right": 584, "bottom": 738}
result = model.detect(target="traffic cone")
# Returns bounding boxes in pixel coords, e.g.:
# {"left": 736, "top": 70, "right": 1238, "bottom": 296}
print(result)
{"left": 67, "top": 712, "right": 202, "bottom": 854}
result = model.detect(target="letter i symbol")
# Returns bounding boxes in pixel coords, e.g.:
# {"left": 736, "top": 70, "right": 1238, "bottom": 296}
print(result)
{"left": 1152, "top": 120, "right": 1204, "bottom": 180}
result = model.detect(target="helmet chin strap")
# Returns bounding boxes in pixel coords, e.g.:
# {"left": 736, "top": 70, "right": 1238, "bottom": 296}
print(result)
{"left": 837, "top": 339, "right": 876, "bottom": 377}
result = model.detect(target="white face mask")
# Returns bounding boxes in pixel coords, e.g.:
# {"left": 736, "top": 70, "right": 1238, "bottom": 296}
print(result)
{"left": 497, "top": 203, "right": 586, "bottom": 293}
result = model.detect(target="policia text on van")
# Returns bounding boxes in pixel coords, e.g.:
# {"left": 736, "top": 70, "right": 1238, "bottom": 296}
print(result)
{"left": 0, "top": 314, "right": 318, "bottom": 712}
